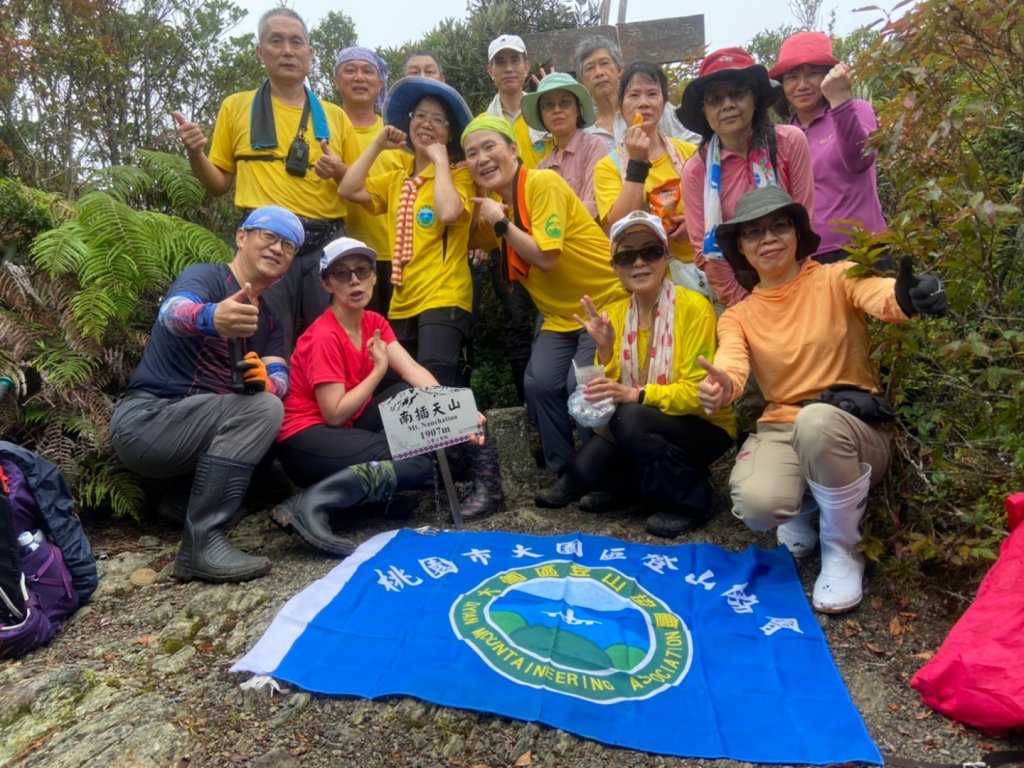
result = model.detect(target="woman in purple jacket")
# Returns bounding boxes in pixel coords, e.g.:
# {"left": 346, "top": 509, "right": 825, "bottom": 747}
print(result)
{"left": 770, "top": 31, "right": 887, "bottom": 263}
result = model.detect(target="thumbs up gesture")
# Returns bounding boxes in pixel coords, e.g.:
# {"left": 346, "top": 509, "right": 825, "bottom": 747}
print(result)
{"left": 696, "top": 355, "right": 734, "bottom": 416}
{"left": 171, "top": 110, "right": 207, "bottom": 155}
{"left": 314, "top": 139, "right": 346, "bottom": 181}
{"left": 214, "top": 283, "right": 260, "bottom": 338}
{"left": 895, "top": 256, "right": 947, "bottom": 317}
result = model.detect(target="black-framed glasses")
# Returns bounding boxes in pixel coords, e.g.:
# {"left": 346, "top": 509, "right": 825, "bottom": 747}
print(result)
{"left": 702, "top": 85, "right": 753, "bottom": 108}
{"left": 611, "top": 244, "right": 667, "bottom": 267}
{"left": 739, "top": 219, "right": 795, "bottom": 243}
{"left": 251, "top": 228, "right": 298, "bottom": 255}
{"left": 328, "top": 264, "right": 374, "bottom": 282}
{"left": 409, "top": 110, "right": 449, "bottom": 128}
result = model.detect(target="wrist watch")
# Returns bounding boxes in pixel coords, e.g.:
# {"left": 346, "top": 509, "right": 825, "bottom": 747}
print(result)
{"left": 493, "top": 217, "right": 510, "bottom": 237}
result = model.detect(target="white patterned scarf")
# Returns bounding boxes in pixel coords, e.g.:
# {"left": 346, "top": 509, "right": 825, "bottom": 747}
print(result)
{"left": 619, "top": 279, "right": 676, "bottom": 388}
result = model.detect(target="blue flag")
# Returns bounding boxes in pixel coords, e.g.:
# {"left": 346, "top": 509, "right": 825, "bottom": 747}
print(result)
{"left": 233, "top": 529, "right": 881, "bottom": 765}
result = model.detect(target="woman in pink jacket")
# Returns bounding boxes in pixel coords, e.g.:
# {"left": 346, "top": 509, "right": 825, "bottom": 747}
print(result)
{"left": 678, "top": 47, "right": 814, "bottom": 307}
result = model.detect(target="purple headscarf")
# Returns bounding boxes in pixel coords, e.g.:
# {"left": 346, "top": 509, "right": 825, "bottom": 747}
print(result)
{"left": 334, "top": 46, "right": 389, "bottom": 113}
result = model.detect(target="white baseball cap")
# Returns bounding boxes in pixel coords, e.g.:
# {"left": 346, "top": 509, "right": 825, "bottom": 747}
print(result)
{"left": 488, "top": 34, "right": 527, "bottom": 62}
{"left": 608, "top": 210, "right": 669, "bottom": 248}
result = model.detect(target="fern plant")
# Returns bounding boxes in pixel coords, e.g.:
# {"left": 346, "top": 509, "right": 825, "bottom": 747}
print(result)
{"left": 0, "top": 159, "right": 232, "bottom": 518}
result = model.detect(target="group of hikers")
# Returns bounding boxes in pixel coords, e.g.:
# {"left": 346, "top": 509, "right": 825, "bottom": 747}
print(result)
{"left": 113, "top": 7, "right": 947, "bottom": 616}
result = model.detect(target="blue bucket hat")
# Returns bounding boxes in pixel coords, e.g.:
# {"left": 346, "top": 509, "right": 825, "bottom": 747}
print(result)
{"left": 384, "top": 77, "right": 473, "bottom": 149}
{"left": 241, "top": 206, "right": 304, "bottom": 248}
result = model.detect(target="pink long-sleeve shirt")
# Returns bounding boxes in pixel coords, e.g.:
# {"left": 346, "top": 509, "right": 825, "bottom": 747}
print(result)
{"left": 683, "top": 124, "right": 814, "bottom": 307}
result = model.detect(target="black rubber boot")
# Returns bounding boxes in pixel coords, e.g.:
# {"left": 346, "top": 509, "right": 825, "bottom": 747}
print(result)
{"left": 459, "top": 439, "right": 505, "bottom": 520}
{"left": 173, "top": 455, "right": 270, "bottom": 583}
{"left": 271, "top": 456, "right": 433, "bottom": 556}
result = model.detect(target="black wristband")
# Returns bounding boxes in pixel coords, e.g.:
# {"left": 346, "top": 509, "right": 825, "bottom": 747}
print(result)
{"left": 493, "top": 217, "right": 510, "bottom": 237}
{"left": 625, "top": 159, "right": 651, "bottom": 183}
{"left": 637, "top": 387, "right": 646, "bottom": 405}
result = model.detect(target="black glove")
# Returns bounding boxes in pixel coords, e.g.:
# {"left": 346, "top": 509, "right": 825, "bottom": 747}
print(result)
{"left": 895, "top": 256, "right": 947, "bottom": 317}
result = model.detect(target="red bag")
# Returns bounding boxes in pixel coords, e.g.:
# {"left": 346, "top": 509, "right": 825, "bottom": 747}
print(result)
{"left": 910, "top": 496, "right": 1024, "bottom": 736}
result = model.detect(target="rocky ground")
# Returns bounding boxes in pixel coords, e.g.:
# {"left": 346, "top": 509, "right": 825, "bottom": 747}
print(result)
{"left": 0, "top": 409, "right": 1019, "bottom": 768}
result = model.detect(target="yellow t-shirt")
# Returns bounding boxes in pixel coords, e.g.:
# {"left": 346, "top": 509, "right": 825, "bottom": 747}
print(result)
{"left": 364, "top": 158, "right": 474, "bottom": 319}
{"left": 594, "top": 137, "right": 699, "bottom": 263}
{"left": 344, "top": 117, "right": 408, "bottom": 260}
{"left": 512, "top": 112, "right": 553, "bottom": 169}
{"left": 209, "top": 90, "right": 356, "bottom": 220}
{"left": 514, "top": 170, "right": 627, "bottom": 332}
{"left": 601, "top": 286, "right": 736, "bottom": 438}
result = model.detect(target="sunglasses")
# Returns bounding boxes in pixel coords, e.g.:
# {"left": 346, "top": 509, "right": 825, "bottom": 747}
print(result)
{"left": 328, "top": 264, "right": 374, "bottom": 282}
{"left": 702, "top": 85, "right": 753, "bottom": 108}
{"left": 611, "top": 244, "right": 667, "bottom": 267}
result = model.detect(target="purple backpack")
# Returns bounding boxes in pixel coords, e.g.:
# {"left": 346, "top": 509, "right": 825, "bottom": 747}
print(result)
{"left": 0, "top": 448, "right": 95, "bottom": 659}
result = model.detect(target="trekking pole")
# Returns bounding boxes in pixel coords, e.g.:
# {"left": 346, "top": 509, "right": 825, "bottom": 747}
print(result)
{"left": 228, "top": 340, "right": 247, "bottom": 395}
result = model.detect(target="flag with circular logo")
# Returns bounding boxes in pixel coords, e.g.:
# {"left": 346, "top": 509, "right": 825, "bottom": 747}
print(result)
{"left": 234, "top": 529, "right": 881, "bottom": 765}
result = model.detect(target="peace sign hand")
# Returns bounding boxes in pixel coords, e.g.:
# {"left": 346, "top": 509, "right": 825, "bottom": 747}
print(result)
{"left": 573, "top": 294, "right": 614, "bottom": 355}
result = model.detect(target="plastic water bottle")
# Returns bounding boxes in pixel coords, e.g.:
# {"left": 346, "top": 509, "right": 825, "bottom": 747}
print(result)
{"left": 17, "top": 530, "right": 44, "bottom": 555}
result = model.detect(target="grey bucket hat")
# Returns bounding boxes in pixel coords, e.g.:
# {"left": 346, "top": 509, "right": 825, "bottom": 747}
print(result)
{"left": 715, "top": 187, "right": 820, "bottom": 288}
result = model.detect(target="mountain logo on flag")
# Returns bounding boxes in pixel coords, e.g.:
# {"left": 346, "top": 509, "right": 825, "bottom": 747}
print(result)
{"left": 450, "top": 559, "right": 693, "bottom": 704}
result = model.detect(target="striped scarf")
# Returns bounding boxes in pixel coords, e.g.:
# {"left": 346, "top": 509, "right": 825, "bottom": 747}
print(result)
{"left": 391, "top": 174, "right": 425, "bottom": 286}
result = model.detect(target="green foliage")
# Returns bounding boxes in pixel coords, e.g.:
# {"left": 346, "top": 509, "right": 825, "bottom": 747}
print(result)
{"left": 852, "top": 0, "right": 1024, "bottom": 579}
{"left": 308, "top": 10, "right": 358, "bottom": 102}
{"left": 0, "top": 170, "right": 230, "bottom": 518}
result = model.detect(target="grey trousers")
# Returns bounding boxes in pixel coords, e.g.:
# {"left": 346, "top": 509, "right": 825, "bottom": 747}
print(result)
{"left": 729, "top": 403, "right": 892, "bottom": 532}
{"left": 110, "top": 391, "right": 284, "bottom": 479}
{"left": 524, "top": 329, "right": 597, "bottom": 476}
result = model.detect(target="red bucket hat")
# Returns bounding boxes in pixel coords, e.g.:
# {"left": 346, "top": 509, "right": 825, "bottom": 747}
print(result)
{"left": 769, "top": 31, "right": 839, "bottom": 78}
{"left": 676, "top": 47, "right": 774, "bottom": 137}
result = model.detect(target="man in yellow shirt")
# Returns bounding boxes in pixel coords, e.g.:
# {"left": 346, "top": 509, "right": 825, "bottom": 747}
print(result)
{"left": 172, "top": 8, "right": 356, "bottom": 349}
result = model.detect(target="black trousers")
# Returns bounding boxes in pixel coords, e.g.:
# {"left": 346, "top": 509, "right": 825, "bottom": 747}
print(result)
{"left": 570, "top": 404, "right": 732, "bottom": 514}
{"left": 278, "top": 381, "right": 411, "bottom": 488}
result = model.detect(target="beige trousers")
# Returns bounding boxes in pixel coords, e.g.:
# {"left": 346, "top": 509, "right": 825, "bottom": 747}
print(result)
{"left": 729, "top": 403, "right": 891, "bottom": 532}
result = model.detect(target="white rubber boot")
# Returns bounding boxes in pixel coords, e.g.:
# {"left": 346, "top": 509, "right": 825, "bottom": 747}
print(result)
{"left": 776, "top": 490, "right": 818, "bottom": 559}
{"left": 807, "top": 463, "right": 872, "bottom": 614}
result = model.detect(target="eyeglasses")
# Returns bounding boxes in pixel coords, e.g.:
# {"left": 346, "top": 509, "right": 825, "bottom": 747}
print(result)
{"left": 251, "top": 228, "right": 298, "bottom": 255}
{"left": 611, "top": 244, "right": 667, "bottom": 267}
{"left": 702, "top": 85, "right": 752, "bottom": 107}
{"left": 739, "top": 219, "right": 795, "bottom": 243}
{"left": 539, "top": 96, "right": 576, "bottom": 112}
{"left": 781, "top": 66, "right": 831, "bottom": 85}
{"left": 409, "top": 110, "right": 449, "bottom": 128}
{"left": 328, "top": 264, "right": 374, "bottom": 282}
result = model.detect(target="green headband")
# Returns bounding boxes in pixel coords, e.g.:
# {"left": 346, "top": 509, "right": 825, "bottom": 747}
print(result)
{"left": 461, "top": 114, "right": 516, "bottom": 146}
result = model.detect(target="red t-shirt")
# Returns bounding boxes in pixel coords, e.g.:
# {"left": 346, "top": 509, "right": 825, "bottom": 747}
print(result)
{"left": 278, "top": 308, "right": 396, "bottom": 442}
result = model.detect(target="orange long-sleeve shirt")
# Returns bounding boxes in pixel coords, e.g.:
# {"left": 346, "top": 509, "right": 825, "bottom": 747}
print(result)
{"left": 716, "top": 260, "right": 908, "bottom": 425}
